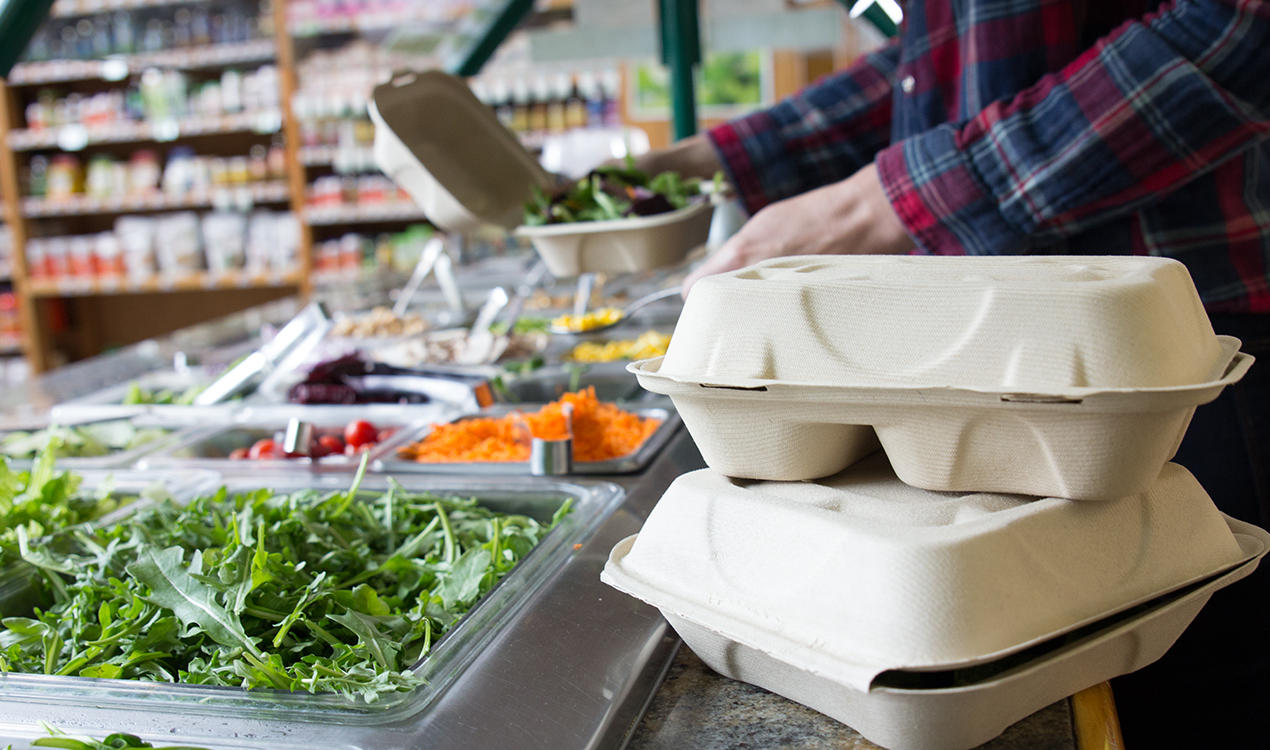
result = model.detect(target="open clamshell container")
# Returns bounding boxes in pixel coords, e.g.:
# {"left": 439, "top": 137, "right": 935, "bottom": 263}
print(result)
{"left": 0, "top": 473, "right": 623, "bottom": 735}
{"left": 515, "top": 200, "right": 714, "bottom": 277}
{"left": 633, "top": 255, "right": 1252, "bottom": 500}
{"left": 137, "top": 416, "right": 421, "bottom": 473}
{"left": 375, "top": 401, "right": 681, "bottom": 475}
{"left": 601, "top": 454, "right": 1269, "bottom": 750}
{"left": 370, "top": 70, "right": 552, "bottom": 233}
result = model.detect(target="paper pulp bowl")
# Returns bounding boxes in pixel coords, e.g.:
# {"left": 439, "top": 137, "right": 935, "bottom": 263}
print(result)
{"left": 516, "top": 201, "right": 713, "bottom": 277}
{"left": 633, "top": 255, "right": 1251, "bottom": 498}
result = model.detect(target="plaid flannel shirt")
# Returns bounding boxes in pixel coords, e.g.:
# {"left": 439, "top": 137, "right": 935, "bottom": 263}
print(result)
{"left": 708, "top": 0, "right": 1270, "bottom": 312}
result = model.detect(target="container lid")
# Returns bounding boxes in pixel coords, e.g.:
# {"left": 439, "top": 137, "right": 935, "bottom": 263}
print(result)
{"left": 601, "top": 453, "right": 1251, "bottom": 690}
{"left": 664, "top": 255, "right": 1223, "bottom": 391}
{"left": 370, "top": 71, "right": 550, "bottom": 232}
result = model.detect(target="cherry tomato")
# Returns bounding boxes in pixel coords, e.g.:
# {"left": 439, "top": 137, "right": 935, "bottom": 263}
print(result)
{"left": 228, "top": 447, "right": 249, "bottom": 460}
{"left": 344, "top": 420, "right": 378, "bottom": 448}
{"left": 248, "top": 438, "right": 278, "bottom": 460}
{"left": 317, "top": 435, "right": 344, "bottom": 457}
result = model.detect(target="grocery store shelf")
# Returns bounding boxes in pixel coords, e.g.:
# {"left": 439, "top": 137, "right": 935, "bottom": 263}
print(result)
{"left": 22, "top": 181, "right": 290, "bottom": 218}
{"left": 305, "top": 204, "right": 428, "bottom": 226}
{"left": 9, "top": 39, "right": 277, "bottom": 86}
{"left": 9, "top": 109, "right": 283, "bottom": 152}
{"left": 0, "top": 262, "right": 11, "bottom": 281}
{"left": 27, "top": 269, "right": 302, "bottom": 298}
{"left": 298, "top": 145, "right": 337, "bottom": 167}
{"left": 50, "top": 0, "right": 202, "bottom": 17}
{"left": 288, "top": 13, "right": 459, "bottom": 39}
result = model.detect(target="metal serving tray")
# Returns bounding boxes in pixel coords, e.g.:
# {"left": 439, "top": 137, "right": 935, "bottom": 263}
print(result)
{"left": 375, "top": 402, "right": 681, "bottom": 475}
{"left": 137, "top": 418, "right": 425, "bottom": 473}
{"left": 0, "top": 473, "right": 624, "bottom": 743}
{"left": 48, "top": 368, "right": 234, "bottom": 425}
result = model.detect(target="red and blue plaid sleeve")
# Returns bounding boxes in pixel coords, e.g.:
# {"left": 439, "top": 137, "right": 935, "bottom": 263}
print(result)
{"left": 708, "top": 40, "right": 900, "bottom": 216}
{"left": 876, "top": 0, "right": 1270, "bottom": 255}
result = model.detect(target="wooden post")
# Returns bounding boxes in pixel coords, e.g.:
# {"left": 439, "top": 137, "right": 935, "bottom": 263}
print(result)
{"left": 0, "top": 80, "right": 47, "bottom": 372}
{"left": 272, "top": 0, "right": 314, "bottom": 299}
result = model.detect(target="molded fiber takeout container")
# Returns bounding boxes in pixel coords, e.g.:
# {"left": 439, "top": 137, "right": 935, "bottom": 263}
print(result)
{"left": 515, "top": 200, "right": 714, "bottom": 277}
{"left": 601, "top": 455, "right": 1270, "bottom": 749}
{"left": 631, "top": 255, "right": 1252, "bottom": 499}
{"left": 370, "top": 70, "right": 552, "bottom": 233}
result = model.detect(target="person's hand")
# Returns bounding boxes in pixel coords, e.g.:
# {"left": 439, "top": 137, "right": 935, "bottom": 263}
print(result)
{"left": 601, "top": 133, "right": 724, "bottom": 180}
{"left": 682, "top": 163, "right": 915, "bottom": 295}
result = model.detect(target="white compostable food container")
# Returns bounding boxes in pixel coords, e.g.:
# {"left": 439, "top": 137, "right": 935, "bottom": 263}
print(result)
{"left": 369, "top": 71, "right": 552, "bottom": 234}
{"left": 601, "top": 455, "right": 1269, "bottom": 749}
{"left": 515, "top": 200, "right": 714, "bottom": 277}
{"left": 632, "top": 255, "right": 1252, "bottom": 499}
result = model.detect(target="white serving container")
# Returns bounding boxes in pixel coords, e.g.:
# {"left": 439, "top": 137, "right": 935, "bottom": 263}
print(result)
{"left": 632, "top": 255, "right": 1252, "bottom": 499}
{"left": 370, "top": 70, "right": 552, "bottom": 233}
{"left": 601, "top": 456, "right": 1270, "bottom": 749}
{"left": 657, "top": 547, "right": 1262, "bottom": 750}
{"left": 515, "top": 200, "right": 714, "bottom": 277}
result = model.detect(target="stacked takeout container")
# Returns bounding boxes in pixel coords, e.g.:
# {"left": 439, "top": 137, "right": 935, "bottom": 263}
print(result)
{"left": 602, "top": 255, "right": 1269, "bottom": 750}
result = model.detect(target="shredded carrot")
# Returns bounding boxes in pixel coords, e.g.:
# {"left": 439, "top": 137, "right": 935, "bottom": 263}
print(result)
{"left": 397, "top": 387, "right": 662, "bottom": 464}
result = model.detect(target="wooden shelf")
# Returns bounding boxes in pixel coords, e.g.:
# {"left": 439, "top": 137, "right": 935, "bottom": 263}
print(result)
{"left": 9, "top": 39, "right": 278, "bottom": 86}
{"left": 9, "top": 110, "right": 283, "bottom": 152}
{"left": 26, "top": 269, "right": 302, "bottom": 298}
{"left": 305, "top": 204, "right": 428, "bottom": 226}
{"left": 22, "top": 181, "right": 290, "bottom": 218}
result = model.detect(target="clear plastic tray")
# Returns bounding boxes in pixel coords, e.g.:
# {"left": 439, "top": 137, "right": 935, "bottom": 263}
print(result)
{"left": 137, "top": 417, "right": 425, "bottom": 473}
{"left": 375, "top": 402, "right": 681, "bottom": 475}
{"left": 49, "top": 369, "right": 230, "bottom": 424}
{"left": 0, "top": 419, "right": 201, "bottom": 472}
{"left": 0, "top": 473, "right": 624, "bottom": 729}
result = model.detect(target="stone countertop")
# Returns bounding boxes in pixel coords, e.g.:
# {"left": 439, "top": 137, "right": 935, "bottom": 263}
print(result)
{"left": 628, "top": 646, "right": 1076, "bottom": 750}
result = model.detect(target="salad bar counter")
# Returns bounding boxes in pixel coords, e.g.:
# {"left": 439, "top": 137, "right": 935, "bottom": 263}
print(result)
{"left": 0, "top": 254, "right": 1178, "bottom": 750}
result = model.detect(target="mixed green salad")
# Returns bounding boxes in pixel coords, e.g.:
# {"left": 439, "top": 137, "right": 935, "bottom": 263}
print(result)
{"left": 0, "top": 455, "right": 570, "bottom": 702}
{"left": 0, "top": 420, "right": 170, "bottom": 460}
{"left": 524, "top": 164, "right": 719, "bottom": 226}
{"left": 122, "top": 381, "right": 205, "bottom": 406}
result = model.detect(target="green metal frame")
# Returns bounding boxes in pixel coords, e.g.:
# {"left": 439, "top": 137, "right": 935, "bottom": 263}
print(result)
{"left": 657, "top": 0, "right": 702, "bottom": 141}
{"left": 448, "top": 0, "right": 537, "bottom": 78}
{"left": 0, "top": 0, "right": 56, "bottom": 77}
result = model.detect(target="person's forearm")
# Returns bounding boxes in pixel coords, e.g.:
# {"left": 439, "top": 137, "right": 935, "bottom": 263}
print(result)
{"left": 876, "top": 0, "right": 1270, "bottom": 256}
{"left": 631, "top": 133, "right": 723, "bottom": 180}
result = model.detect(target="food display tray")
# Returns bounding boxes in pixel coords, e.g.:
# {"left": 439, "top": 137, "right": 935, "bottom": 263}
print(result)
{"left": 605, "top": 518, "right": 1269, "bottom": 750}
{"left": 374, "top": 403, "right": 681, "bottom": 475}
{"left": 137, "top": 416, "right": 426, "bottom": 473}
{"left": 0, "top": 473, "right": 625, "bottom": 737}
{"left": 0, "top": 419, "right": 204, "bottom": 472}
{"left": 49, "top": 369, "right": 230, "bottom": 424}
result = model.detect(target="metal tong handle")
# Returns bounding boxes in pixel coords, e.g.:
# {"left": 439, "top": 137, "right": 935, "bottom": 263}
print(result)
{"left": 392, "top": 236, "right": 447, "bottom": 317}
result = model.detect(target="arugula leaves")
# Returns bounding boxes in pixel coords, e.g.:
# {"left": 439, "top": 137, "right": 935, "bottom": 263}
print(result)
{"left": 0, "top": 459, "right": 568, "bottom": 702}
{"left": 26, "top": 723, "right": 211, "bottom": 749}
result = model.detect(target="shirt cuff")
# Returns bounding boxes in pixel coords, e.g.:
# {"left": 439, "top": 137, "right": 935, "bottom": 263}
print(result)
{"left": 875, "top": 125, "right": 1029, "bottom": 256}
{"left": 706, "top": 114, "right": 782, "bottom": 217}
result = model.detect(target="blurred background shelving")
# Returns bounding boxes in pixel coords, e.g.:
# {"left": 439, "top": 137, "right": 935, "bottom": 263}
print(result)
{"left": 0, "top": 0, "right": 886, "bottom": 376}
